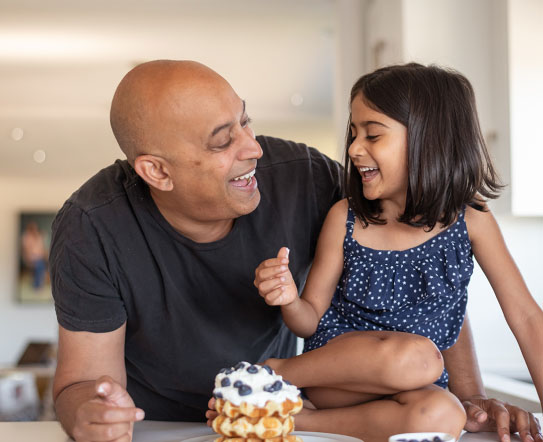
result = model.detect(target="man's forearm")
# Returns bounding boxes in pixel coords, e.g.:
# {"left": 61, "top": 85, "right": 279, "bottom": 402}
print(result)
{"left": 442, "top": 314, "right": 486, "bottom": 400}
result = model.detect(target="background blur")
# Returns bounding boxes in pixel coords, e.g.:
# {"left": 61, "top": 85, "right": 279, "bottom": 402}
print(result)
{"left": 1, "top": 0, "right": 542, "bottom": 390}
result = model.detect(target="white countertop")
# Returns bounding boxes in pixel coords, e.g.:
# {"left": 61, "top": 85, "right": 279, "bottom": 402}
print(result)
{"left": 1, "top": 418, "right": 541, "bottom": 442}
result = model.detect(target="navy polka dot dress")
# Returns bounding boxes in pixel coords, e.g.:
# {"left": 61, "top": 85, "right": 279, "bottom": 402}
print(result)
{"left": 304, "top": 206, "right": 474, "bottom": 388}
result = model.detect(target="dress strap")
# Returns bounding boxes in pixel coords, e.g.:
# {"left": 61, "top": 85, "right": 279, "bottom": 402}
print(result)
{"left": 457, "top": 204, "right": 467, "bottom": 223}
{"left": 346, "top": 205, "right": 356, "bottom": 237}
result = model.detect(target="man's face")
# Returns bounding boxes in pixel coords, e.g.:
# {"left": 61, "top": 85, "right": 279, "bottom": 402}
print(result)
{"left": 157, "top": 79, "right": 263, "bottom": 223}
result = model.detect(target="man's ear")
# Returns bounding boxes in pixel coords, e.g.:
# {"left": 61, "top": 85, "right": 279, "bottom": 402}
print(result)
{"left": 133, "top": 155, "right": 173, "bottom": 191}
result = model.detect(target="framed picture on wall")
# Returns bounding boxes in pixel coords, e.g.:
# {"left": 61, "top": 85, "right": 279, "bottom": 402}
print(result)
{"left": 17, "top": 212, "right": 56, "bottom": 303}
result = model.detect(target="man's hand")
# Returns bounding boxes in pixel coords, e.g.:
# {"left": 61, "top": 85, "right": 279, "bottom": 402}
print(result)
{"left": 206, "top": 397, "right": 218, "bottom": 427}
{"left": 463, "top": 396, "right": 542, "bottom": 442}
{"left": 254, "top": 247, "right": 298, "bottom": 306}
{"left": 71, "top": 375, "right": 144, "bottom": 442}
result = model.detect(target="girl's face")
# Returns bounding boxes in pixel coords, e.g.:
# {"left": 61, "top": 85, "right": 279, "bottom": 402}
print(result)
{"left": 348, "top": 93, "right": 408, "bottom": 207}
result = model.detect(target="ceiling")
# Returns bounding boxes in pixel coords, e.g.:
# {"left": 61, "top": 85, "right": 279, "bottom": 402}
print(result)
{"left": 0, "top": 0, "right": 337, "bottom": 179}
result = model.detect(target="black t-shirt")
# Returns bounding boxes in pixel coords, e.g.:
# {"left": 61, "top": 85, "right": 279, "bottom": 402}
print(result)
{"left": 50, "top": 135, "right": 343, "bottom": 421}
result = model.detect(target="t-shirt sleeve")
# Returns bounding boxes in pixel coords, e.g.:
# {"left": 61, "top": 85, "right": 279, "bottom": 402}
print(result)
{"left": 49, "top": 202, "right": 127, "bottom": 332}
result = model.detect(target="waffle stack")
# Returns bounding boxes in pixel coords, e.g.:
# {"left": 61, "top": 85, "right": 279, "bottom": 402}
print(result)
{"left": 212, "top": 361, "right": 304, "bottom": 442}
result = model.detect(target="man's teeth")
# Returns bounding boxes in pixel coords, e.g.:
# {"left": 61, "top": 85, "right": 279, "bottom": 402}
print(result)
{"left": 233, "top": 170, "right": 256, "bottom": 181}
{"left": 359, "top": 166, "right": 378, "bottom": 172}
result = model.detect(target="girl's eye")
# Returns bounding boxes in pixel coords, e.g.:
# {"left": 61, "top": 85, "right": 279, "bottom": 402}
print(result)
{"left": 366, "top": 135, "right": 379, "bottom": 141}
{"left": 241, "top": 116, "right": 253, "bottom": 128}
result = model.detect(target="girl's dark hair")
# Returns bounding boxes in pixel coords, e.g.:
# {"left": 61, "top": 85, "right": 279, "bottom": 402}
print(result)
{"left": 345, "top": 62, "right": 502, "bottom": 229}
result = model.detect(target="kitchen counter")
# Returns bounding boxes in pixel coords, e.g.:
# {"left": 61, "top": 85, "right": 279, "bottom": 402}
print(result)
{"left": 2, "top": 417, "right": 541, "bottom": 442}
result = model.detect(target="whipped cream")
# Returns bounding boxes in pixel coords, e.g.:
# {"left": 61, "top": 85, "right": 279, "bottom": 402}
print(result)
{"left": 213, "top": 361, "right": 301, "bottom": 407}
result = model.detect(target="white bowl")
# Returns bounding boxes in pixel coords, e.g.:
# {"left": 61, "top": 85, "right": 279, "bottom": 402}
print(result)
{"left": 388, "top": 432, "right": 455, "bottom": 442}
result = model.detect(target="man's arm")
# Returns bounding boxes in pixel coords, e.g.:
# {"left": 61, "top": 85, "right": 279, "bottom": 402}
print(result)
{"left": 443, "top": 314, "right": 485, "bottom": 401}
{"left": 444, "top": 314, "right": 542, "bottom": 442}
{"left": 54, "top": 323, "right": 144, "bottom": 441}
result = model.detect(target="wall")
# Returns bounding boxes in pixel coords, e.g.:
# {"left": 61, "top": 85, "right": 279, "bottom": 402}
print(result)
{"left": 0, "top": 176, "right": 87, "bottom": 365}
{"left": 508, "top": 0, "right": 543, "bottom": 215}
{"left": 468, "top": 215, "right": 543, "bottom": 378}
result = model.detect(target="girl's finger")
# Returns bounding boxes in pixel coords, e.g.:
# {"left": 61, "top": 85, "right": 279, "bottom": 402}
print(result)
{"left": 261, "top": 258, "right": 287, "bottom": 268}
{"left": 265, "top": 287, "right": 287, "bottom": 305}
{"left": 258, "top": 277, "right": 287, "bottom": 295}
{"left": 256, "top": 265, "right": 289, "bottom": 282}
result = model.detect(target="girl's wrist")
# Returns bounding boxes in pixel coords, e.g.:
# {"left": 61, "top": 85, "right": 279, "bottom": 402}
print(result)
{"left": 282, "top": 295, "right": 301, "bottom": 310}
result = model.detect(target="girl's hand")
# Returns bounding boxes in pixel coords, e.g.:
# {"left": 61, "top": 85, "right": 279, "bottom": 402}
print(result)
{"left": 254, "top": 247, "right": 298, "bottom": 306}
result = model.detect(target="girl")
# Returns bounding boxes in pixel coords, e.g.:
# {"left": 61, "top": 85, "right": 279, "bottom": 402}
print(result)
{"left": 254, "top": 63, "right": 543, "bottom": 441}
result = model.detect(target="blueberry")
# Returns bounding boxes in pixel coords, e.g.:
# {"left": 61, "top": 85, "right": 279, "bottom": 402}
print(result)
{"left": 421, "top": 439, "right": 431, "bottom": 442}
{"left": 219, "top": 367, "right": 228, "bottom": 374}
{"left": 214, "top": 391, "right": 223, "bottom": 399}
{"left": 408, "top": 439, "right": 418, "bottom": 442}
{"left": 262, "top": 365, "right": 273, "bottom": 375}
{"left": 221, "top": 377, "right": 231, "bottom": 387}
{"left": 247, "top": 365, "right": 259, "bottom": 374}
{"left": 225, "top": 368, "right": 234, "bottom": 375}
{"left": 263, "top": 381, "right": 283, "bottom": 392}
{"left": 284, "top": 380, "right": 292, "bottom": 385}
{"left": 433, "top": 438, "right": 443, "bottom": 442}
{"left": 238, "top": 384, "right": 252, "bottom": 396}
{"left": 234, "top": 362, "right": 246, "bottom": 370}
{"left": 233, "top": 380, "right": 243, "bottom": 388}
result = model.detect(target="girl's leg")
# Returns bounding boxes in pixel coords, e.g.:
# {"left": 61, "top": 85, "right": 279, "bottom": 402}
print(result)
{"left": 304, "top": 386, "right": 382, "bottom": 408}
{"left": 295, "top": 385, "right": 466, "bottom": 442}
{"left": 267, "top": 330, "right": 444, "bottom": 397}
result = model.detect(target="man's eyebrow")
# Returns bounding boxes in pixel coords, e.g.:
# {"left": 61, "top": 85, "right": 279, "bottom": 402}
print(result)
{"left": 210, "top": 100, "right": 247, "bottom": 137}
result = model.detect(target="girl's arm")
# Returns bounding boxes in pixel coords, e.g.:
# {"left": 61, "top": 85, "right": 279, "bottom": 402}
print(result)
{"left": 466, "top": 205, "right": 543, "bottom": 408}
{"left": 254, "top": 199, "right": 347, "bottom": 338}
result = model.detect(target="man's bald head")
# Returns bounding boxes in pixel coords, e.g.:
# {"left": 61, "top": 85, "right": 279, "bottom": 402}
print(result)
{"left": 110, "top": 60, "right": 230, "bottom": 164}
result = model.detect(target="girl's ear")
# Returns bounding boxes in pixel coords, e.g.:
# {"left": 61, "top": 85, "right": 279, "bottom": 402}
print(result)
{"left": 133, "top": 155, "right": 173, "bottom": 191}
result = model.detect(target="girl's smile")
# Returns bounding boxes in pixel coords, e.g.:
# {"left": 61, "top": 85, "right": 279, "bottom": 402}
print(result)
{"left": 358, "top": 166, "right": 379, "bottom": 182}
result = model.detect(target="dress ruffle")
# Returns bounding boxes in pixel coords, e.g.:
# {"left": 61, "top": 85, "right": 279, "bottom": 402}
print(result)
{"left": 339, "top": 234, "right": 473, "bottom": 319}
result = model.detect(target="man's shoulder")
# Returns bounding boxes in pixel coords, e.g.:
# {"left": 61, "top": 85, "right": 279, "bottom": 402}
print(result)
{"left": 66, "top": 159, "right": 136, "bottom": 214}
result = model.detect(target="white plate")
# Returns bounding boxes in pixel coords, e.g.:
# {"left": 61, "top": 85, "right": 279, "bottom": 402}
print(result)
{"left": 389, "top": 432, "right": 455, "bottom": 442}
{"left": 183, "top": 431, "right": 363, "bottom": 442}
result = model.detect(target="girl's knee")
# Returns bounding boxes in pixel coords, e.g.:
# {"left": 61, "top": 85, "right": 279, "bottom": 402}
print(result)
{"left": 379, "top": 334, "right": 444, "bottom": 390}
{"left": 404, "top": 388, "right": 466, "bottom": 438}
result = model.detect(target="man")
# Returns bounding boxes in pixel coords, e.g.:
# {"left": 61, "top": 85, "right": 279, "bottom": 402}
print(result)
{"left": 50, "top": 60, "right": 541, "bottom": 442}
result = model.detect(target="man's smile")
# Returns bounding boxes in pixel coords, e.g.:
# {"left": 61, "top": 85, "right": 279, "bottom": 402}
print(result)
{"left": 230, "top": 168, "right": 257, "bottom": 188}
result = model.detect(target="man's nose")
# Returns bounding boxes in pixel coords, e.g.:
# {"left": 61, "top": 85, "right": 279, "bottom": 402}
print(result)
{"left": 239, "top": 127, "right": 263, "bottom": 160}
